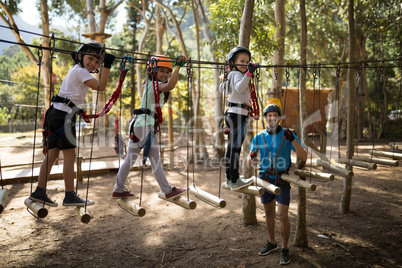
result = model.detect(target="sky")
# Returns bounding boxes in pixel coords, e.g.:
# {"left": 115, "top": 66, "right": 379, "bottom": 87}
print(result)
{"left": 20, "top": 0, "right": 126, "bottom": 32}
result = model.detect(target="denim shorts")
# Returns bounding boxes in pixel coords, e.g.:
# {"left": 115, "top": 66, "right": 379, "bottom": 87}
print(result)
{"left": 260, "top": 174, "right": 291, "bottom": 206}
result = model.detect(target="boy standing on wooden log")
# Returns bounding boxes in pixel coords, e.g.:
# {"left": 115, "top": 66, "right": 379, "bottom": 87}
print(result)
{"left": 249, "top": 103, "right": 307, "bottom": 265}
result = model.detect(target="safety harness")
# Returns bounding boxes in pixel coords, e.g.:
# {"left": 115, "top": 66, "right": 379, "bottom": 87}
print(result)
{"left": 128, "top": 57, "right": 164, "bottom": 166}
{"left": 41, "top": 56, "right": 134, "bottom": 155}
{"left": 219, "top": 70, "right": 260, "bottom": 135}
{"left": 259, "top": 126, "right": 290, "bottom": 186}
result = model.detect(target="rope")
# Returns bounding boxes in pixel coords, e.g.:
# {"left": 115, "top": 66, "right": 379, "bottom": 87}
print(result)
{"left": 30, "top": 47, "right": 42, "bottom": 196}
{"left": 87, "top": 57, "right": 134, "bottom": 119}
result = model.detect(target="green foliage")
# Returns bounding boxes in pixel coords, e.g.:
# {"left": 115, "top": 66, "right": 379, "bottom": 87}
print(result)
{"left": 0, "top": 107, "right": 11, "bottom": 125}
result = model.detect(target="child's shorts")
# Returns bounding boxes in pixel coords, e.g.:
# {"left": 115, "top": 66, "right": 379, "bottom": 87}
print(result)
{"left": 47, "top": 107, "right": 77, "bottom": 150}
{"left": 260, "top": 174, "right": 291, "bottom": 206}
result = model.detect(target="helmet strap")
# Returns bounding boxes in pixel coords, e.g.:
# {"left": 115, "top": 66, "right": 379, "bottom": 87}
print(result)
{"left": 267, "top": 124, "right": 282, "bottom": 135}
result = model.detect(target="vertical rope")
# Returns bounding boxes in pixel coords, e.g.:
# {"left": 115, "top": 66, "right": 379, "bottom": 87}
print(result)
{"left": 30, "top": 47, "right": 42, "bottom": 197}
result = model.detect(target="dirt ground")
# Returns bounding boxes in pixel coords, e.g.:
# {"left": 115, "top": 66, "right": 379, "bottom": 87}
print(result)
{"left": 0, "top": 131, "right": 401, "bottom": 268}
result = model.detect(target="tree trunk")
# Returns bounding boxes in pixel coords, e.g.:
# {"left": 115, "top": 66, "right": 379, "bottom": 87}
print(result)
{"left": 196, "top": 0, "right": 224, "bottom": 159}
{"left": 239, "top": 0, "right": 257, "bottom": 225}
{"left": 340, "top": 0, "right": 356, "bottom": 214}
{"left": 294, "top": 0, "right": 308, "bottom": 248}
{"left": 156, "top": 5, "right": 163, "bottom": 54}
{"left": 40, "top": 0, "right": 52, "bottom": 111}
{"left": 270, "top": 0, "right": 285, "bottom": 98}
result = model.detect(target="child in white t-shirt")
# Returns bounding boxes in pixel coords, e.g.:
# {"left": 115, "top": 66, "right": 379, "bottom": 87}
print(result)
{"left": 29, "top": 40, "right": 115, "bottom": 207}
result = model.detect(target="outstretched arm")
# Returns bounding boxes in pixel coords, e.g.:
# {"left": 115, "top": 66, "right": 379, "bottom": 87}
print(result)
{"left": 159, "top": 56, "right": 187, "bottom": 92}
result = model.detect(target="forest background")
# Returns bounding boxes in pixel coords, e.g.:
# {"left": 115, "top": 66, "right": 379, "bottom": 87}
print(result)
{"left": 0, "top": 0, "right": 401, "bottom": 142}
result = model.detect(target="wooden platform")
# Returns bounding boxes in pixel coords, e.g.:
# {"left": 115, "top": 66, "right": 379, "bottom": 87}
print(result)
{"left": 2, "top": 160, "right": 159, "bottom": 185}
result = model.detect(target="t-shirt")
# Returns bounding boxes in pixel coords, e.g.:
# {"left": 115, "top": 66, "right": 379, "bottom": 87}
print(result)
{"left": 134, "top": 79, "right": 165, "bottom": 127}
{"left": 226, "top": 71, "right": 251, "bottom": 116}
{"left": 250, "top": 128, "right": 301, "bottom": 178}
{"left": 53, "top": 64, "right": 94, "bottom": 113}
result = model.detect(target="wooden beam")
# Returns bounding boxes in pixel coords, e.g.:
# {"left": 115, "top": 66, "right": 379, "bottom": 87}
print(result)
{"left": 281, "top": 174, "right": 316, "bottom": 191}
{"left": 294, "top": 169, "right": 334, "bottom": 181}
{"left": 352, "top": 155, "right": 399, "bottom": 167}
{"left": 335, "top": 157, "right": 377, "bottom": 170}
{"left": 0, "top": 188, "right": 9, "bottom": 214}
{"left": 24, "top": 198, "right": 48, "bottom": 218}
{"left": 114, "top": 198, "right": 146, "bottom": 217}
{"left": 221, "top": 182, "right": 265, "bottom": 195}
{"left": 255, "top": 177, "right": 281, "bottom": 195}
{"left": 369, "top": 150, "right": 402, "bottom": 160}
{"left": 316, "top": 159, "right": 353, "bottom": 177}
{"left": 158, "top": 192, "right": 196, "bottom": 210}
{"left": 76, "top": 207, "right": 91, "bottom": 224}
{"left": 189, "top": 186, "right": 226, "bottom": 208}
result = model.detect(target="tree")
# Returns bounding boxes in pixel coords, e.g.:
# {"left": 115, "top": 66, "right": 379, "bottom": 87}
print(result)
{"left": 239, "top": 0, "right": 257, "bottom": 225}
{"left": 340, "top": 0, "right": 356, "bottom": 214}
{"left": 270, "top": 0, "right": 285, "bottom": 98}
{"left": 294, "top": 0, "right": 308, "bottom": 248}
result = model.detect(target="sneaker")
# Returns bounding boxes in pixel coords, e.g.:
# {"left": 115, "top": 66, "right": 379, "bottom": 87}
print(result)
{"left": 259, "top": 241, "right": 279, "bottom": 256}
{"left": 112, "top": 189, "right": 135, "bottom": 199}
{"left": 164, "top": 187, "right": 187, "bottom": 200}
{"left": 29, "top": 193, "right": 58, "bottom": 207}
{"left": 225, "top": 180, "right": 232, "bottom": 188}
{"left": 63, "top": 191, "right": 95, "bottom": 206}
{"left": 280, "top": 248, "right": 290, "bottom": 265}
{"left": 230, "top": 177, "right": 253, "bottom": 191}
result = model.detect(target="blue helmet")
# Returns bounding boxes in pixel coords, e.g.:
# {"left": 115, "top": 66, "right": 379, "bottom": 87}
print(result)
{"left": 263, "top": 104, "right": 282, "bottom": 116}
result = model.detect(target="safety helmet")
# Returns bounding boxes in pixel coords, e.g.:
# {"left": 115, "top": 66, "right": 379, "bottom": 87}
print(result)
{"left": 263, "top": 104, "right": 282, "bottom": 116}
{"left": 71, "top": 40, "right": 104, "bottom": 64}
{"left": 227, "top": 46, "right": 251, "bottom": 65}
{"left": 148, "top": 55, "right": 173, "bottom": 71}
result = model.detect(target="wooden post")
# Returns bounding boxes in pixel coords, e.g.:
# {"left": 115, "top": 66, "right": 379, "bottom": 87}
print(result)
{"left": 76, "top": 154, "right": 83, "bottom": 181}
{"left": 369, "top": 150, "right": 402, "bottom": 160}
{"left": 352, "top": 155, "right": 399, "bottom": 167}
{"left": 294, "top": 169, "right": 334, "bottom": 181}
{"left": 317, "top": 159, "right": 354, "bottom": 177}
{"left": 221, "top": 182, "right": 265, "bottom": 195}
{"left": 24, "top": 198, "right": 48, "bottom": 218}
{"left": 158, "top": 192, "right": 197, "bottom": 210}
{"left": 75, "top": 207, "right": 91, "bottom": 224}
{"left": 114, "top": 199, "right": 146, "bottom": 217}
{"left": 255, "top": 177, "right": 281, "bottom": 195}
{"left": 335, "top": 157, "right": 377, "bottom": 170}
{"left": 281, "top": 174, "right": 316, "bottom": 191}
{"left": 189, "top": 185, "right": 226, "bottom": 208}
{"left": 0, "top": 188, "right": 9, "bottom": 213}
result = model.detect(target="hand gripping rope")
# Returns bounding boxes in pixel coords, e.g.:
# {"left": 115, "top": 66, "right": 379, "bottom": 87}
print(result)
{"left": 149, "top": 57, "right": 164, "bottom": 127}
{"left": 87, "top": 56, "right": 134, "bottom": 119}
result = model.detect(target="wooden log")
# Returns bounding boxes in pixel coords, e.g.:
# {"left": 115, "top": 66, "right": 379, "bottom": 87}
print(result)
{"left": 114, "top": 198, "right": 146, "bottom": 217}
{"left": 158, "top": 192, "right": 196, "bottom": 210}
{"left": 76, "top": 154, "right": 83, "bottom": 181}
{"left": 316, "top": 159, "right": 353, "bottom": 177}
{"left": 189, "top": 186, "right": 226, "bottom": 208}
{"left": 221, "top": 182, "right": 265, "bottom": 195}
{"left": 352, "top": 155, "right": 399, "bottom": 167}
{"left": 24, "top": 198, "right": 48, "bottom": 218}
{"left": 0, "top": 188, "right": 9, "bottom": 213}
{"left": 335, "top": 157, "right": 377, "bottom": 170}
{"left": 281, "top": 174, "right": 316, "bottom": 191}
{"left": 75, "top": 207, "right": 91, "bottom": 224}
{"left": 255, "top": 177, "right": 281, "bottom": 195}
{"left": 369, "top": 150, "right": 402, "bottom": 160}
{"left": 294, "top": 169, "right": 334, "bottom": 181}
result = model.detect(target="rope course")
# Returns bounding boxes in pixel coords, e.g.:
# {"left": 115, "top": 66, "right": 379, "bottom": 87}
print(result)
{"left": 1, "top": 25, "right": 400, "bottom": 219}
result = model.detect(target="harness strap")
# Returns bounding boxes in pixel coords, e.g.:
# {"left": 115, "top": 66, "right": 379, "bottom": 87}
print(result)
{"left": 51, "top": 95, "right": 91, "bottom": 123}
